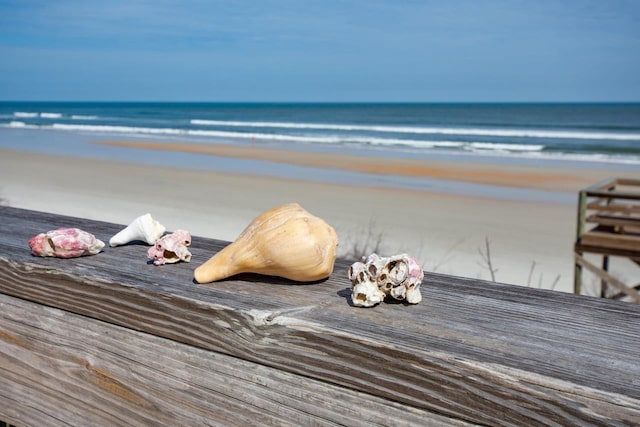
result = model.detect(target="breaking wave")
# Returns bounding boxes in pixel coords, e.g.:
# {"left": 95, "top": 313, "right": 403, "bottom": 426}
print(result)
{"left": 13, "top": 112, "right": 38, "bottom": 118}
{"left": 13, "top": 111, "right": 97, "bottom": 120}
{"left": 4, "top": 120, "right": 640, "bottom": 164}
{"left": 190, "top": 119, "right": 640, "bottom": 141}
{"left": 6, "top": 122, "right": 542, "bottom": 152}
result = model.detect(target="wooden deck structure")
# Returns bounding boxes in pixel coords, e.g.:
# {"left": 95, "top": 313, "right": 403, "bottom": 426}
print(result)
{"left": 1, "top": 206, "right": 639, "bottom": 426}
{"left": 574, "top": 178, "right": 640, "bottom": 302}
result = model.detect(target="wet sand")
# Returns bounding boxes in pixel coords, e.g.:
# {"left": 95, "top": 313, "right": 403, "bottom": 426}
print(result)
{"left": 93, "top": 140, "right": 631, "bottom": 193}
{"left": 1, "top": 145, "right": 634, "bottom": 294}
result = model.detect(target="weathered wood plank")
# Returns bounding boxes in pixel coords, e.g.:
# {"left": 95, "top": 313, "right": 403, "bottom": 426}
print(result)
{"left": 586, "top": 201, "right": 640, "bottom": 214}
{"left": 586, "top": 213, "right": 640, "bottom": 229}
{"left": 585, "top": 190, "right": 640, "bottom": 200}
{"left": 1, "top": 293, "right": 462, "bottom": 427}
{"left": 616, "top": 178, "right": 640, "bottom": 186}
{"left": 574, "top": 242, "right": 640, "bottom": 259}
{"left": 580, "top": 228, "right": 640, "bottom": 252}
{"left": 1, "top": 206, "right": 640, "bottom": 425}
{"left": 575, "top": 254, "right": 640, "bottom": 302}
{"left": 584, "top": 177, "right": 640, "bottom": 201}
{"left": 582, "top": 177, "right": 617, "bottom": 193}
{"left": 575, "top": 178, "right": 640, "bottom": 299}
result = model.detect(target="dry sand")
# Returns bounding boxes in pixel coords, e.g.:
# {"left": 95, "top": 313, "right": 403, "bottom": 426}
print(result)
{"left": 1, "top": 145, "right": 636, "bottom": 294}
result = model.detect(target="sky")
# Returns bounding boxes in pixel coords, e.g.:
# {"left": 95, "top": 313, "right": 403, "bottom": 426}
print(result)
{"left": 0, "top": 0, "right": 639, "bottom": 102}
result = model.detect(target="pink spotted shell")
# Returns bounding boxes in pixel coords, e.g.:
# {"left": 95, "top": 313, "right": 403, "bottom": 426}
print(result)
{"left": 29, "top": 227, "right": 105, "bottom": 258}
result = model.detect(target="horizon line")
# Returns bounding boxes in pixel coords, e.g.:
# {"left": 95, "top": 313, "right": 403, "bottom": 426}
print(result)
{"left": 1, "top": 100, "right": 640, "bottom": 105}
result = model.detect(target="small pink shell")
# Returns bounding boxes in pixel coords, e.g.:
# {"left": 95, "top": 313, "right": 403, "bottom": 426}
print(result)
{"left": 147, "top": 229, "right": 192, "bottom": 265}
{"left": 29, "top": 227, "right": 105, "bottom": 258}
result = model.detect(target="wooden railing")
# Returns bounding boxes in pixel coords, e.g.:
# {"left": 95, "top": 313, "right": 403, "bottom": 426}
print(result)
{"left": 1, "top": 206, "right": 639, "bottom": 426}
{"left": 574, "top": 177, "right": 640, "bottom": 301}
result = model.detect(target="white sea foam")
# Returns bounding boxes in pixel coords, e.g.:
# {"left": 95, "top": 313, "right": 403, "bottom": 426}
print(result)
{"left": 51, "top": 123, "right": 184, "bottom": 135}
{"left": 0, "top": 122, "right": 542, "bottom": 151}
{"left": 186, "top": 129, "right": 500, "bottom": 150}
{"left": 190, "top": 119, "right": 640, "bottom": 141}
{"left": 3, "top": 121, "right": 638, "bottom": 164}
{"left": 20, "top": 123, "right": 528, "bottom": 151}
{"left": 468, "top": 142, "right": 545, "bottom": 152}
{"left": 191, "top": 119, "right": 360, "bottom": 130}
{"left": 71, "top": 115, "right": 98, "bottom": 120}
{"left": 369, "top": 140, "right": 466, "bottom": 149}
{"left": 14, "top": 111, "right": 69, "bottom": 119}
{"left": 481, "top": 150, "right": 640, "bottom": 165}
{"left": 14, "top": 112, "right": 38, "bottom": 118}
{"left": 40, "top": 112, "right": 63, "bottom": 118}
{"left": 31, "top": 123, "right": 543, "bottom": 152}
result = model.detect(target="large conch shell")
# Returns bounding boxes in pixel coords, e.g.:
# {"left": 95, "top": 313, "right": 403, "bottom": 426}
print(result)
{"left": 29, "top": 227, "right": 105, "bottom": 258}
{"left": 194, "top": 203, "right": 339, "bottom": 283}
{"left": 147, "top": 229, "right": 192, "bottom": 265}
{"left": 109, "top": 213, "right": 166, "bottom": 247}
{"left": 348, "top": 253, "right": 423, "bottom": 307}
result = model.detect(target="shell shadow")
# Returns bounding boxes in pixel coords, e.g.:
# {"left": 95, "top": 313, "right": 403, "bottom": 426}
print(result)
{"left": 337, "top": 287, "right": 357, "bottom": 307}
{"left": 111, "top": 240, "right": 149, "bottom": 247}
{"left": 193, "top": 273, "right": 329, "bottom": 286}
{"left": 336, "top": 287, "right": 409, "bottom": 307}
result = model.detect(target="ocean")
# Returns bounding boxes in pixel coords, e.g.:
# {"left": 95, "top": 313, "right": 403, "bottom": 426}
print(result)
{"left": 1, "top": 102, "right": 639, "bottom": 201}
{"left": 2, "top": 102, "right": 640, "bottom": 163}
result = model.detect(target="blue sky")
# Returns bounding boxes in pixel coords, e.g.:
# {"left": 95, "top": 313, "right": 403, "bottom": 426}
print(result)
{"left": 0, "top": 0, "right": 639, "bottom": 102}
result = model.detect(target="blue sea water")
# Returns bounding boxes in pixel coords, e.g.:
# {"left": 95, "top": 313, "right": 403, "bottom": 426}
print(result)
{"left": 0, "top": 102, "right": 638, "bottom": 202}
{"left": 1, "top": 102, "right": 640, "bottom": 164}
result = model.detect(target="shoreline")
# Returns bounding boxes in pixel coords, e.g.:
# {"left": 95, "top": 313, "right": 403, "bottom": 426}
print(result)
{"left": 1, "top": 127, "right": 637, "bottom": 200}
{"left": 93, "top": 140, "right": 600, "bottom": 193}
{"left": 0, "top": 146, "right": 605, "bottom": 294}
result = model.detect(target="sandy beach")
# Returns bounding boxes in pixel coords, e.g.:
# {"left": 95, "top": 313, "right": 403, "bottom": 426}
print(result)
{"left": 1, "top": 143, "right": 637, "bottom": 294}
{"left": 94, "top": 140, "right": 598, "bottom": 192}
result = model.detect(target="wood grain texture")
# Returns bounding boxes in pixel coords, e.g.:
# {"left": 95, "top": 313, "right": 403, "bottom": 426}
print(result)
{"left": 0, "top": 294, "right": 463, "bottom": 427}
{"left": 581, "top": 229, "right": 640, "bottom": 252}
{"left": 1, "top": 206, "right": 640, "bottom": 425}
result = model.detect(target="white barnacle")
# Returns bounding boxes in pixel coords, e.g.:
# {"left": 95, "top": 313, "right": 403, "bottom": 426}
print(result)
{"left": 351, "top": 273, "right": 385, "bottom": 307}
{"left": 348, "top": 253, "right": 424, "bottom": 307}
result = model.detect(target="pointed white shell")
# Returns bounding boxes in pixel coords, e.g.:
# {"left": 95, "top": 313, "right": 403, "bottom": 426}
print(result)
{"left": 109, "top": 213, "right": 166, "bottom": 247}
